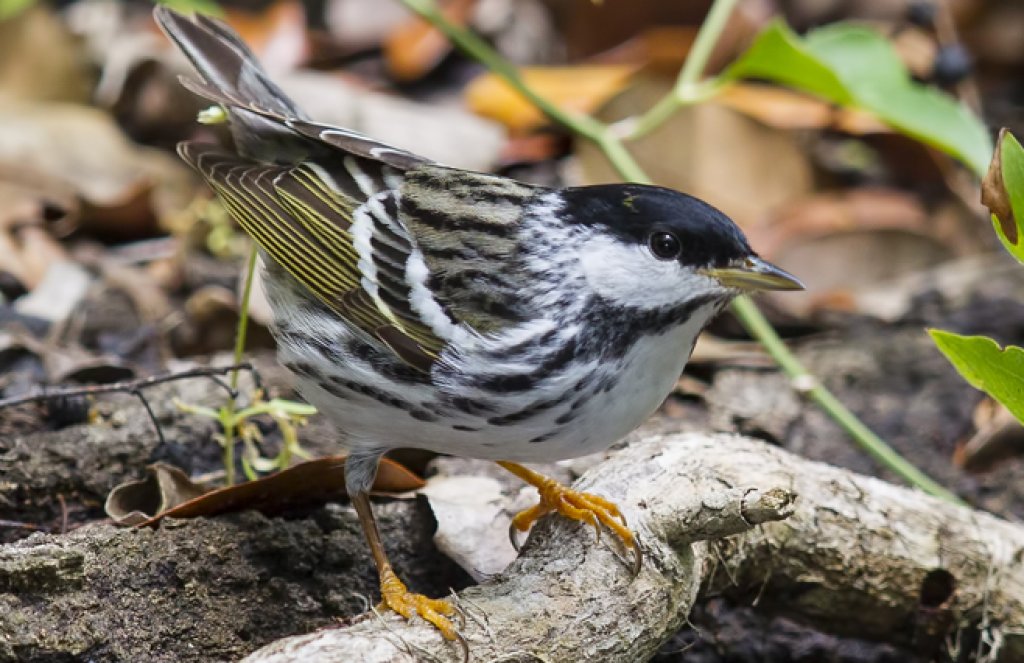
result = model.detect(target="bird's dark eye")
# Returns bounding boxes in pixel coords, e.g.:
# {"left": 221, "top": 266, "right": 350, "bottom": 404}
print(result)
{"left": 648, "top": 231, "right": 681, "bottom": 260}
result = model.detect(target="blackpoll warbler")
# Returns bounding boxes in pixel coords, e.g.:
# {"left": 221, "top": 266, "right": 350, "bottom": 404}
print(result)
{"left": 156, "top": 6, "right": 803, "bottom": 648}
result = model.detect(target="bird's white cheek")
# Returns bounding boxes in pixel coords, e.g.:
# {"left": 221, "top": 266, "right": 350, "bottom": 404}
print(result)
{"left": 578, "top": 236, "right": 717, "bottom": 309}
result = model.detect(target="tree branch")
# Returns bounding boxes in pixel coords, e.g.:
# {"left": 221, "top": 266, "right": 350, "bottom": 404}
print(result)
{"left": 244, "top": 434, "right": 1022, "bottom": 663}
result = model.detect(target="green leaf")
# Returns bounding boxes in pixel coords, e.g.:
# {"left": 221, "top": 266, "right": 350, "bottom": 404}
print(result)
{"left": 724, "top": 20, "right": 992, "bottom": 177}
{"left": 929, "top": 330, "right": 1024, "bottom": 424}
{"left": 982, "top": 129, "right": 1024, "bottom": 263}
{"left": 0, "top": 0, "right": 36, "bottom": 21}
{"left": 155, "top": 0, "right": 223, "bottom": 17}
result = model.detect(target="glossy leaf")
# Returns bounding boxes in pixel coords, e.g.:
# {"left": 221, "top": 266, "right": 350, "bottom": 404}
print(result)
{"left": 929, "top": 330, "right": 1024, "bottom": 424}
{"left": 724, "top": 20, "right": 992, "bottom": 177}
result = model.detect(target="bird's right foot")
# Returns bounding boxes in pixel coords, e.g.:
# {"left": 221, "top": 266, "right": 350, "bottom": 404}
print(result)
{"left": 379, "top": 566, "right": 460, "bottom": 641}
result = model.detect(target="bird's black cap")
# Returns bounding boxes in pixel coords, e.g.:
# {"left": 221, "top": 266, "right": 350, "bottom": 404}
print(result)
{"left": 560, "top": 184, "right": 754, "bottom": 269}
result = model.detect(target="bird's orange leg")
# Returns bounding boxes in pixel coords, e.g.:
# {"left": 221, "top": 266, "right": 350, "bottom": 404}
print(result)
{"left": 496, "top": 461, "right": 641, "bottom": 574}
{"left": 350, "top": 491, "right": 466, "bottom": 652}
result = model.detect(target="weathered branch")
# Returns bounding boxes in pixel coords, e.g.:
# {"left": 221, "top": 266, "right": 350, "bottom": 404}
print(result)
{"left": 244, "top": 434, "right": 1024, "bottom": 663}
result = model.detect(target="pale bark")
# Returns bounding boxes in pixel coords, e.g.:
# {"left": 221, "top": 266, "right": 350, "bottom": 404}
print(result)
{"left": 244, "top": 433, "right": 1024, "bottom": 663}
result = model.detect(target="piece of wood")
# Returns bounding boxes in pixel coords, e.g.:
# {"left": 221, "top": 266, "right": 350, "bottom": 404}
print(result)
{"left": 244, "top": 433, "right": 1024, "bottom": 663}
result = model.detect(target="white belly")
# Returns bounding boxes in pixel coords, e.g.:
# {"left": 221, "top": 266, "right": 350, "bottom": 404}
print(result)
{"left": 286, "top": 306, "right": 711, "bottom": 464}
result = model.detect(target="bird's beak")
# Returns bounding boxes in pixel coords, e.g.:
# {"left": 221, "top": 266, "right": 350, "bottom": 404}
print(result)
{"left": 702, "top": 257, "right": 805, "bottom": 291}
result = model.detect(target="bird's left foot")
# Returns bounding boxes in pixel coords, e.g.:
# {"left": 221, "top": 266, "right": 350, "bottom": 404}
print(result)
{"left": 498, "top": 461, "right": 641, "bottom": 574}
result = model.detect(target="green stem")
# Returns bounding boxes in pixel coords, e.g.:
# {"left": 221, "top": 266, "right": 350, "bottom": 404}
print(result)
{"left": 402, "top": 0, "right": 604, "bottom": 143}
{"left": 731, "top": 297, "right": 965, "bottom": 505}
{"left": 399, "top": 0, "right": 964, "bottom": 505}
{"left": 231, "top": 246, "right": 258, "bottom": 391}
{"left": 628, "top": 0, "right": 739, "bottom": 139}
{"left": 223, "top": 245, "right": 259, "bottom": 485}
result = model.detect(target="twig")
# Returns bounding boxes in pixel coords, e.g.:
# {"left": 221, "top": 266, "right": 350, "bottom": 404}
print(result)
{"left": 0, "top": 364, "right": 262, "bottom": 450}
{"left": 0, "top": 364, "right": 258, "bottom": 410}
{"left": 397, "top": 0, "right": 964, "bottom": 505}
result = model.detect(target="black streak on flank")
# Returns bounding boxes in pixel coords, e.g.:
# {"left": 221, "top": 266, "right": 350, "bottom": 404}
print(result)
{"left": 320, "top": 377, "right": 438, "bottom": 422}
{"left": 486, "top": 394, "right": 568, "bottom": 426}
{"left": 474, "top": 338, "right": 578, "bottom": 393}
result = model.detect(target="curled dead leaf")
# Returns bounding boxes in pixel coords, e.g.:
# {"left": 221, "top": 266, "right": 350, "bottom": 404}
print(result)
{"left": 981, "top": 128, "right": 1018, "bottom": 245}
{"left": 133, "top": 456, "right": 425, "bottom": 527}
{"left": 105, "top": 463, "right": 208, "bottom": 526}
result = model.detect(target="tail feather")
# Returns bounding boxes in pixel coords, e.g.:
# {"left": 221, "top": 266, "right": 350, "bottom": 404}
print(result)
{"left": 154, "top": 6, "right": 303, "bottom": 120}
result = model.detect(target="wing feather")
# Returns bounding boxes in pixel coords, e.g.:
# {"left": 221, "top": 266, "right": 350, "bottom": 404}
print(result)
{"left": 181, "top": 142, "right": 445, "bottom": 371}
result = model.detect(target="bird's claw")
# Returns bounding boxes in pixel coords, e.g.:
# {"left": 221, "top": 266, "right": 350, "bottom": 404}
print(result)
{"left": 507, "top": 479, "right": 642, "bottom": 574}
{"left": 379, "top": 567, "right": 469, "bottom": 656}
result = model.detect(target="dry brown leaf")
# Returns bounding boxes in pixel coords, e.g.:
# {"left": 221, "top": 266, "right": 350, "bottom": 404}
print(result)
{"left": 981, "top": 128, "right": 1018, "bottom": 244}
{"left": 588, "top": 26, "right": 697, "bottom": 74}
{"left": 0, "top": 5, "right": 92, "bottom": 103}
{"left": 384, "top": 0, "right": 476, "bottom": 82}
{"left": 222, "top": 0, "right": 308, "bottom": 73}
{"left": 750, "top": 190, "right": 983, "bottom": 316}
{"left": 105, "top": 463, "right": 208, "bottom": 526}
{"left": 0, "top": 171, "right": 75, "bottom": 290}
{"left": 280, "top": 71, "right": 504, "bottom": 170}
{"left": 578, "top": 75, "right": 814, "bottom": 230}
{"left": 717, "top": 83, "right": 889, "bottom": 134}
{"left": 136, "top": 456, "right": 425, "bottom": 526}
{"left": 465, "top": 65, "right": 638, "bottom": 132}
{"left": 954, "top": 400, "right": 1023, "bottom": 472}
{"left": 0, "top": 102, "right": 197, "bottom": 240}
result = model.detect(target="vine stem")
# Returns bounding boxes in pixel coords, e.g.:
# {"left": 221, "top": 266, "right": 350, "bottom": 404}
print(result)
{"left": 627, "top": 0, "right": 739, "bottom": 139}
{"left": 401, "top": 0, "right": 964, "bottom": 505}
{"left": 222, "top": 245, "right": 259, "bottom": 485}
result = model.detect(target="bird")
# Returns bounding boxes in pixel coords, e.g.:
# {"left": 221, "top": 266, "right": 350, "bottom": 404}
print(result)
{"left": 155, "top": 5, "right": 803, "bottom": 651}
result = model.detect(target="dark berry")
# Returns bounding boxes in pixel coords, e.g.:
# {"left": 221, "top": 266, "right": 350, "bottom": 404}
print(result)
{"left": 933, "top": 44, "right": 973, "bottom": 85}
{"left": 907, "top": 1, "right": 937, "bottom": 29}
{"left": 46, "top": 394, "right": 91, "bottom": 428}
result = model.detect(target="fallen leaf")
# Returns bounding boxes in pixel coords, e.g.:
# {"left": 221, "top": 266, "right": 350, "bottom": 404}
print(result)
{"left": 716, "top": 83, "right": 889, "bottom": 134}
{"left": 0, "top": 5, "right": 93, "bottom": 103}
{"left": 579, "top": 75, "right": 814, "bottom": 230}
{"left": 750, "top": 189, "right": 978, "bottom": 315}
{"left": 222, "top": 0, "right": 308, "bottom": 74}
{"left": 419, "top": 474, "right": 517, "bottom": 581}
{"left": 13, "top": 261, "right": 92, "bottom": 326}
{"left": 956, "top": 400, "right": 1024, "bottom": 472}
{"left": 466, "top": 64, "right": 639, "bottom": 132}
{"left": 0, "top": 102, "right": 197, "bottom": 240}
{"left": 279, "top": 71, "right": 504, "bottom": 170}
{"left": 384, "top": 0, "right": 476, "bottom": 82}
{"left": 588, "top": 26, "right": 697, "bottom": 73}
{"left": 105, "top": 463, "right": 208, "bottom": 526}
{"left": 137, "top": 456, "right": 425, "bottom": 526}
